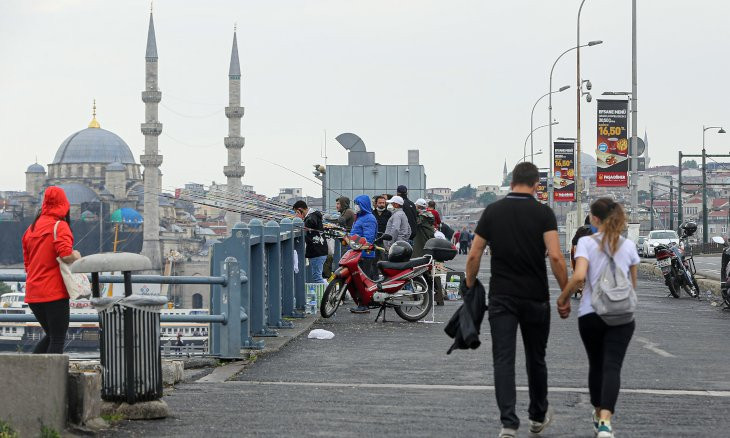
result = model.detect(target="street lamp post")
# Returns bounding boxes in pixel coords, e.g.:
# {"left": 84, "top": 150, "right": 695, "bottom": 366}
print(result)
{"left": 548, "top": 39, "right": 602, "bottom": 208}
{"left": 525, "top": 122, "right": 559, "bottom": 163}
{"left": 630, "top": 0, "right": 639, "bottom": 224}
{"left": 518, "top": 150, "right": 544, "bottom": 166}
{"left": 575, "top": 0, "right": 602, "bottom": 221}
{"left": 702, "top": 125, "right": 726, "bottom": 243}
{"left": 531, "top": 86, "right": 569, "bottom": 162}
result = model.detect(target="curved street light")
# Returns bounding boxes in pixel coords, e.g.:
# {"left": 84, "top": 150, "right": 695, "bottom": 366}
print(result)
{"left": 701, "top": 124, "right": 727, "bottom": 243}
{"left": 530, "top": 85, "right": 569, "bottom": 163}
{"left": 525, "top": 121, "right": 559, "bottom": 163}
{"left": 548, "top": 39, "right": 603, "bottom": 207}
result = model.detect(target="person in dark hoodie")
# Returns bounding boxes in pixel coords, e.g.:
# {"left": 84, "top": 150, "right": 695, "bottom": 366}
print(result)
{"left": 349, "top": 194, "right": 378, "bottom": 314}
{"left": 336, "top": 197, "right": 356, "bottom": 231}
{"left": 22, "top": 186, "right": 81, "bottom": 354}
{"left": 293, "top": 200, "right": 329, "bottom": 284}
{"left": 396, "top": 185, "right": 419, "bottom": 241}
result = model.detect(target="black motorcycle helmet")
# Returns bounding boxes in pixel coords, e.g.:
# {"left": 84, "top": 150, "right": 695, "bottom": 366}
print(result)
{"left": 681, "top": 221, "right": 698, "bottom": 237}
{"left": 388, "top": 241, "right": 413, "bottom": 262}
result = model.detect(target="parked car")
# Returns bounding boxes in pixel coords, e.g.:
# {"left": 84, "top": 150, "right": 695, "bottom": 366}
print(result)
{"left": 637, "top": 235, "right": 647, "bottom": 256}
{"left": 643, "top": 230, "right": 680, "bottom": 257}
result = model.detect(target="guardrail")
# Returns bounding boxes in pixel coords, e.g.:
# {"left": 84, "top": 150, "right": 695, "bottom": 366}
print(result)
{"left": 0, "top": 217, "right": 311, "bottom": 359}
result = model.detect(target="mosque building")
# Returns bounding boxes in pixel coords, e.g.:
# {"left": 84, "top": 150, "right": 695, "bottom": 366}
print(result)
{"left": 2, "top": 10, "right": 246, "bottom": 308}
{"left": 23, "top": 102, "right": 146, "bottom": 220}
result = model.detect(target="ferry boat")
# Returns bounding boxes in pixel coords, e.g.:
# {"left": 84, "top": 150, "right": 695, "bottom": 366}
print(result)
{"left": 0, "top": 292, "right": 209, "bottom": 352}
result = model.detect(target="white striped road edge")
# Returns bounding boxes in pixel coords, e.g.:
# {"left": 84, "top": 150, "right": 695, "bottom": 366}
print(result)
{"left": 228, "top": 380, "right": 730, "bottom": 397}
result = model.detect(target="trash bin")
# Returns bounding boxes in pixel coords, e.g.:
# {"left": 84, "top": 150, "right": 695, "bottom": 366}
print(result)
{"left": 93, "top": 294, "right": 168, "bottom": 403}
{"left": 71, "top": 252, "right": 164, "bottom": 404}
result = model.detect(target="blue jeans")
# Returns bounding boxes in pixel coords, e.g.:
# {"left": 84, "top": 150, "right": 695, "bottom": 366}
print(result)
{"left": 308, "top": 255, "right": 328, "bottom": 284}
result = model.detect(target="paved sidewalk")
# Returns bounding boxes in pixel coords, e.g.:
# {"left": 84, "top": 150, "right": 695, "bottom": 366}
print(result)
{"left": 103, "top": 255, "right": 730, "bottom": 437}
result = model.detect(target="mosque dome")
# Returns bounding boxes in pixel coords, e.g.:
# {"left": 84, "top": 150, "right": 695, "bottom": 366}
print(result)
{"left": 26, "top": 163, "right": 46, "bottom": 173}
{"left": 106, "top": 161, "right": 126, "bottom": 172}
{"left": 53, "top": 127, "right": 135, "bottom": 165}
{"left": 56, "top": 183, "right": 100, "bottom": 205}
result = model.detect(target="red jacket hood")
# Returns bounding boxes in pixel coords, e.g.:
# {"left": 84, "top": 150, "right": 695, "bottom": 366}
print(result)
{"left": 41, "top": 186, "right": 70, "bottom": 219}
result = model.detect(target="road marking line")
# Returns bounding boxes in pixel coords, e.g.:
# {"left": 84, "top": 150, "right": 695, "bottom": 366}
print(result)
{"left": 634, "top": 336, "right": 676, "bottom": 358}
{"left": 229, "top": 381, "right": 730, "bottom": 397}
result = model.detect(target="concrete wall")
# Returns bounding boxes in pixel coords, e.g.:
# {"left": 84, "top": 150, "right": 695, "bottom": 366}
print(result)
{"left": 0, "top": 354, "right": 68, "bottom": 437}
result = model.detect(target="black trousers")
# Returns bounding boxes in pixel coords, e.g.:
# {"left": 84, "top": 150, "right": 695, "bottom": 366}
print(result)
{"left": 28, "top": 298, "right": 70, "bottom": 354}
{"left": 488, "top": 295, "right": 550, "bottom": 429}
{"left": 459, "top": 242, "right": 469, "bottom": 254}
{"left": 578, "top": 313, "right": 635, "bottom": 413}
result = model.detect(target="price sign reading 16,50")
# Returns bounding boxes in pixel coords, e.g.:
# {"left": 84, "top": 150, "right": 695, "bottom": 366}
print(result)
{"left": 598, "top": 126, "right": 624, "bottom": 136}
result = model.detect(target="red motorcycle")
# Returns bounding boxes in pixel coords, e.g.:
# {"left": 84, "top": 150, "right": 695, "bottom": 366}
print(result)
{"left": 320, "top": 234, "right": 455, "bottom": 322}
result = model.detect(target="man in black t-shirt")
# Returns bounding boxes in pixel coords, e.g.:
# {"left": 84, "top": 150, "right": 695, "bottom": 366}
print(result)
{"left": 465, "top": 162, "right": 567, "bottom": 437}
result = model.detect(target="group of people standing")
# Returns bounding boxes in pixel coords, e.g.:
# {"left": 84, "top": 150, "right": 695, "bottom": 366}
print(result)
{"left": 293, "top": 184, "right": 449, "bottom": 312}
{"left": 465, "top": 162, "right": 637, "bottom": 438}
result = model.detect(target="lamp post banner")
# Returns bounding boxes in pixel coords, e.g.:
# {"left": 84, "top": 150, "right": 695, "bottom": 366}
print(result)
{"left": 537, "top": 171, "right": 548, "bottom": 203}
{"left": 553, "top": 141, "right": 576, "bottom": 202}
{"left": 596, "top": 99, "right": 629, "bottom": 187}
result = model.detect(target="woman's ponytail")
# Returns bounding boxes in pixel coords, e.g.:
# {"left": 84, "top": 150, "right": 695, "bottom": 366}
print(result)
{"left": 590, "top": 198, "right": 626, "bottom": 254}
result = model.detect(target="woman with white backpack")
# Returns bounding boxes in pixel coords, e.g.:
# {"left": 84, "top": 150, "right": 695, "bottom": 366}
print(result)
{"left": 556, "top": 198, "right": 639, "bottom": 438}
{"left": 22, "top": 186, "right": 81, "bottom": 354}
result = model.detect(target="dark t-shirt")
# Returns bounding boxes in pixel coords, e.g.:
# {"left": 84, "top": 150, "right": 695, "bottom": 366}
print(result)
{"left": 474, "top": 192, "right": 557, "bottom": 302}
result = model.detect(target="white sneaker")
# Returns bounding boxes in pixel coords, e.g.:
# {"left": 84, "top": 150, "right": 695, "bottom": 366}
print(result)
{"left": 528, "top": 405, "right": 554, "bottom": 434}
{"left": 499, "top": 427, "right": 517, "bottom": 438}
{"left": 596, "top": 420, "right": 614, "bottom": 438}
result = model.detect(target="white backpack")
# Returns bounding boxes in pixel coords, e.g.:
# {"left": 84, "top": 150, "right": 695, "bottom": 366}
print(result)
{"left": 590, "top": 236, "right": 637, "bottom": 326}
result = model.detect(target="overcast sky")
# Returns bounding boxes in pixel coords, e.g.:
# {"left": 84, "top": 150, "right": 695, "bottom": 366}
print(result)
{"left": 1, "top": 0, "right": 729, "bottom": 198}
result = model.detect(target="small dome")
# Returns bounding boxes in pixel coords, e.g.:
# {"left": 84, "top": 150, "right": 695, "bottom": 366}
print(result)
{"left": 106, "top": 161, "right": 126, "bottom": 172}
{"left": 56, "top": 183, "right": 99, "bottom": 205}
{"left": 53, "top": 127, "right": 135, "bottom": 165}
{"left": 26, "top": 163, "right": 46, "bottom": 173}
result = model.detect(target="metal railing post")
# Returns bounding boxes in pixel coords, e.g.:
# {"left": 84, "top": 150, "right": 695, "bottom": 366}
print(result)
{"left": 293, "top": 217, "right": 307, "bottom": 313}
{"left": 279, "top": 218, "right": 299, "bottom": 318}
{"left": 249, "top": 219, "right": 277, "bottom": 337}
{"left": 265, "top": 221, "right": 293, "bottom": 329}
{"left": 219, "top": 257, "right": 243, "bottom": 359}
{"left": 237, "top": 224, "right": 265, "bottom": 349}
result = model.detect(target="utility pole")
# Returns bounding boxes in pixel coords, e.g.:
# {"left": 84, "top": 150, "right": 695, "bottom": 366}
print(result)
{"left": 678, "top": 152, "right": 683, "bottom": 226}
{"left": 630, "top": 0, "right": 639, "bottom": 222}
{"left": 669, "top": 183, "right": 674, "bottom": 231}
{"left": 650, "top": 182, "right": 654, "bottom": 231}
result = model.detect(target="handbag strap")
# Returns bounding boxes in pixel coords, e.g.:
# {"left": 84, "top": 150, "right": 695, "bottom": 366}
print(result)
{"left": 53, "top": 220, "right": 60, "bottom": 241}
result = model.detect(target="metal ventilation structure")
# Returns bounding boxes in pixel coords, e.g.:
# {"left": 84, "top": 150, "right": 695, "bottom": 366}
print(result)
{"left": 336, "top": 133, "right": 375, "bottom": 166}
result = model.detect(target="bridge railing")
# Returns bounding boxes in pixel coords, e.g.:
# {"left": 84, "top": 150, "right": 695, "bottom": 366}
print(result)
{"left": 0, "top": 217, "right": 311, "bottom": 359}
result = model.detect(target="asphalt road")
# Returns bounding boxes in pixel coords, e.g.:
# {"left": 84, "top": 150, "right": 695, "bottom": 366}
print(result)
{"left": 104, "top": 254, "right": 730, "bottom": 437}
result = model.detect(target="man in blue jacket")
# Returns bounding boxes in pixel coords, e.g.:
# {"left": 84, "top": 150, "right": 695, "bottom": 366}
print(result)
{"left": 349, "top": 194, "right": 378, "bottom": 314}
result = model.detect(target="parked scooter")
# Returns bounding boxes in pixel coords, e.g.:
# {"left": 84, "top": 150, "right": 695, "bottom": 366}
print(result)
{"left": 654, "top": 222, "right": 700, "bottom": 299}
{"left": 320, "top": 235, "right": 456, "bottom": 322}
{"left": 714, "top": 236, "right": 730, "bottom": 308}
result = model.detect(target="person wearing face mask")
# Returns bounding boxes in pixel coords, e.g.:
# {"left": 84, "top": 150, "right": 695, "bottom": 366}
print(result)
{"left": 384, "top": 196, "right": 411, "bottom": 250}
{"left": 349, "top": 195, "right": 379, "bottom": 313}
{"left": 373, "top": 195, "right": 391, "bottom": 235}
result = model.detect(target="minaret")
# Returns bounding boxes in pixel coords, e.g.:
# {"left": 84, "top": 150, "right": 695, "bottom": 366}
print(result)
{"left": 502, "top": 159, "right": 508, "bottom": 183}
{"left": 224, "top": 27, "right": 245, "bottom": 231}
{"left": 140, "top": 11, "right": 163, "bottom": 270}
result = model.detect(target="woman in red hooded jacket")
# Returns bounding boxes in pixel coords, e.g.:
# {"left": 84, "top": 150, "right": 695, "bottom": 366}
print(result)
{"left": 22, "top": 186, "right": 81, "bottom": 354}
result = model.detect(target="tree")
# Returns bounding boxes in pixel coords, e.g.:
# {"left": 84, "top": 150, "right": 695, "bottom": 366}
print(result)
{"left": 0, "top": 282, "right": 11, "bottom": 295}
{"left": 502, "top": 171, "right": 512, "bottom": 187}
{"left": 683, "top": 159, "right": 698, "bottom": 169}
{"left": 452, "top": 184, "right": 477, "bottom": 200}
{"left": 478, "top": 192, "right": 497, "bottom": 207}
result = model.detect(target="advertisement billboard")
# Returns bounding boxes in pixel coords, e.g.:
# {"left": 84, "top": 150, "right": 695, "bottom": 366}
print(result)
{"left": 596, "top": 99, "right": 629, "bottom": 186}
{"left": 537, "top": 171, "right": 548, "bottom": 203}
{"left": 553, "top": 141, "right": 575, "bottom": 202}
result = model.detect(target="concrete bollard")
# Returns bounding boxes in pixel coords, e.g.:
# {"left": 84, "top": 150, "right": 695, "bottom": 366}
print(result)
{"left": 0, "top": 355, "right": 68, "bottom": 437}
